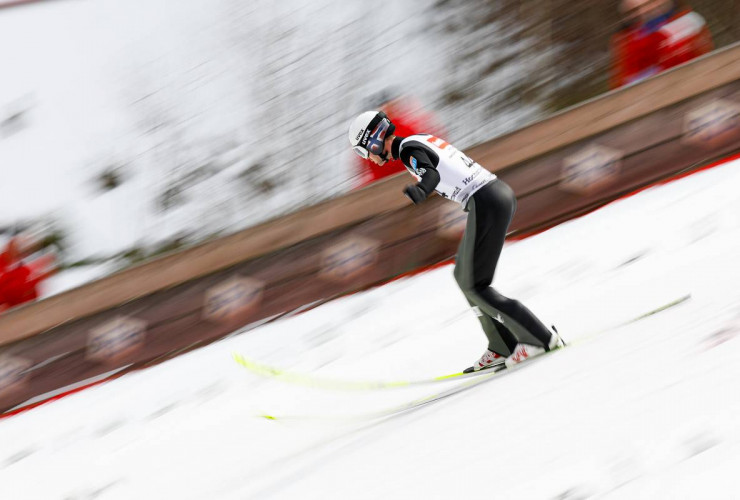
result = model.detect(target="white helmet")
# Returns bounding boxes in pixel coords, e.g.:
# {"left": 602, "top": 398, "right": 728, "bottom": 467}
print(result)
{"left": 348, "top": 110, "right": 395, "bottom": 159}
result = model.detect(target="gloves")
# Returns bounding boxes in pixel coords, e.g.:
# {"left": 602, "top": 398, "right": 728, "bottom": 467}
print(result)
{"left": 403, "top": 184, "right": 427, "bottom": 204}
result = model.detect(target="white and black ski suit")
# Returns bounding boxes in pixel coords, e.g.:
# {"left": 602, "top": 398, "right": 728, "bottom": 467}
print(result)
{"left": 392, "top": 134, "right": 553, "bottom": 356}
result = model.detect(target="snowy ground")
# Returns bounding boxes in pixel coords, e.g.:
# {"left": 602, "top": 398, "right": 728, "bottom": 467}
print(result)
{"left": 2, "top": 157, "right": 740, "bottom": 499}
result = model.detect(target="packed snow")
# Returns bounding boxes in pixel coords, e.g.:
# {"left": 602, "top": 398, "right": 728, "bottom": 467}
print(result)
{"left": 1, "top": 155, "right": 740, "bottom": 499}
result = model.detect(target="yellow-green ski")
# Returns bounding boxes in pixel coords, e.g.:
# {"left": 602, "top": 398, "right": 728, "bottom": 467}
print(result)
{"left": 232, "top": 352, "right": 499, "bottom": 391}
{"left": 232, "top": 294, "right": 690, "bottom": 393}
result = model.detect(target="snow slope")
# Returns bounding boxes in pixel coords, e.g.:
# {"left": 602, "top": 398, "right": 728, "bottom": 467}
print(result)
{"left": 2, "top": 157, "right": 740, "bottom": 499}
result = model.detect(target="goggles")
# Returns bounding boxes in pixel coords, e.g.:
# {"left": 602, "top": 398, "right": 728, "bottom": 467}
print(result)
{"left": 353, "top": 118, "right": 391, "bottom": 159}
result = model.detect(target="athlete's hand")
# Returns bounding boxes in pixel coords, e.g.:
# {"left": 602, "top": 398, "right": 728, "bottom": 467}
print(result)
{"left": 403, "top": 184, "right": 427, "bottom": 204}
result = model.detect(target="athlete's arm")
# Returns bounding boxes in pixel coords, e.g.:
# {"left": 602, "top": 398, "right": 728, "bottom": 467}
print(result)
{"left": 401, "top": 147, "right": 440, "bottom": 203}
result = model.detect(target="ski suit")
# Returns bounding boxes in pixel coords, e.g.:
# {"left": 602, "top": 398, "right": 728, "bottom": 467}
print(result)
{"left": 391, "top": 134, "right": 553, "bottom": 355}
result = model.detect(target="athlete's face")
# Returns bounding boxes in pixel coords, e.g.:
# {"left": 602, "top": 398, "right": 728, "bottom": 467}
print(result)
{"left": 367, "top": 136, "right": 391, "bottom": 165}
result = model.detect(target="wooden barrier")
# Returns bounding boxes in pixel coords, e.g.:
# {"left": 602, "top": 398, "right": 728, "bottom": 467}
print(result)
{"left": 1, "top": 42, "right": 739, "bottom": 412}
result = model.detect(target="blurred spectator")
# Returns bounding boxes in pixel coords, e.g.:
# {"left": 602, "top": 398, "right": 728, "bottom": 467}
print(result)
{"left": 610, "top": 0, "right": 714, "bottom": 89}
{"left": 354, "top": 92, "right": 445, "bottom": 189}
{"left": 0, "top": 235, "right": 57, "bottom": 313}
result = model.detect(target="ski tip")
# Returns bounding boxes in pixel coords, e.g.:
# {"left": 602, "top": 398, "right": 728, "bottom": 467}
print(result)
{"left": 262, "top": 414, "right": 277, "bottom": 420}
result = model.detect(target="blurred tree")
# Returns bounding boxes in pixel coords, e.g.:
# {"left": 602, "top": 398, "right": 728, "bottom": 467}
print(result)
{"left": 94, "top": 164, "right": 127, "bottom": 192}
{"left": 0, "top": 95, "right": 33, "bottom": 138}
{"left": 78, "top": 0, "right": 738, "bottom": 272}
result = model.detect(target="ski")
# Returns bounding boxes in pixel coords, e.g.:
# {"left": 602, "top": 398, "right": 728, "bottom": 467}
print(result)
{"left": 240, "top": 294, "right": 690, "bottom": 423}
{"left": 255, "top": 348, "right": 565, "bottom": 422}
{"left": 256, "top": 366, "right": 505, "bottom": 422}
{"left": 234, "top": 294, "right": 690, "bottom": 393}
{"left": 232, "top": 352, "right": 503, "bottom": 391}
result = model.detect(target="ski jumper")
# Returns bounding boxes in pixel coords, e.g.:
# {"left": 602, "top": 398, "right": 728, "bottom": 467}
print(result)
{"left": 392, "top": 134, "right": 553, "bottom": 356}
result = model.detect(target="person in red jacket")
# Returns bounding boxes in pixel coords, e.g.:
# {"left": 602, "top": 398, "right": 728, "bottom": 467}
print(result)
{"left": 610, "top": 0, "right": 714, "bottom": 89}
{"left": 0, "top": 235, "right": 56, "bottom": 312}
{"left": 353, "top": 93, "right": 445, "bottom": 189}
